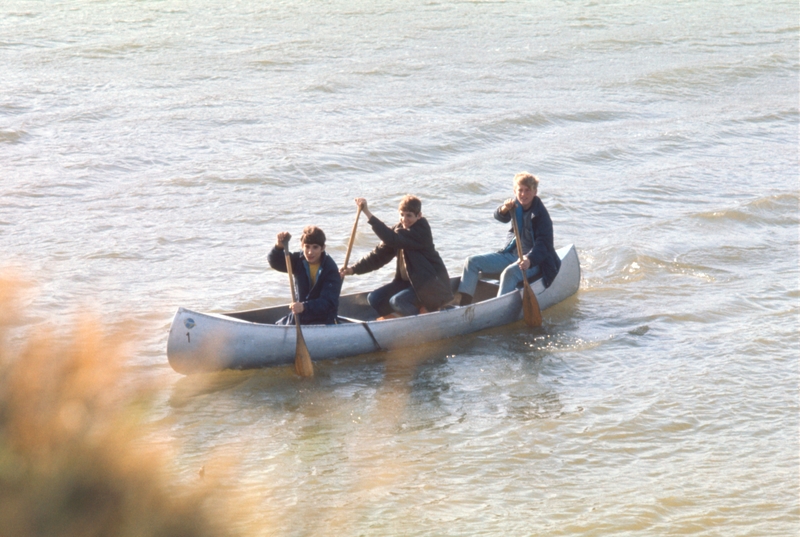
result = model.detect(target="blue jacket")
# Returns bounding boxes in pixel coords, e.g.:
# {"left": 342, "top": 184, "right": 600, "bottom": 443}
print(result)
{"left": 267, "top": 248, "right": 342, "bottom": 325}
{"left": 494, "top": 196, "right": 561, "bottom": 288}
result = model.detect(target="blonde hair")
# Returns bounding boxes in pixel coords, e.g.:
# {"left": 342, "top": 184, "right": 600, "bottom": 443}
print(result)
{"left": 513, "top": 172, "right": 539, "bottom": 191}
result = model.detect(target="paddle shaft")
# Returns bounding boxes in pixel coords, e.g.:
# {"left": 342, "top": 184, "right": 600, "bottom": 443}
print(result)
{"left": 341, "top": 206, "right": 362, "bottom": 284}
{"left": 282, "top": 242, "right": 314, "bottom": 377}
{"left": 510, "top": 209, "right": 543, "bottom": 327}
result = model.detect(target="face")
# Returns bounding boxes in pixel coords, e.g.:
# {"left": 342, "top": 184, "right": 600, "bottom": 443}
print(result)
{"left": 399, "top": 210, "right": 421, "bottom": 230}
{"left": 514, "top": 183, "right": 536, "bottom": 209}
{"left": 302, "top": 243, "right": 324, "bottom": 264}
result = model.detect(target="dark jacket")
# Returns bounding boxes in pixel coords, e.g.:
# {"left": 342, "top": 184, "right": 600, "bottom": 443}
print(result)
{"left": 267, "top": 248, "right": 342, "bottom": 325}
{"left": 351, "top": 216, "right": 454, "bottom": 311}
{"left": 494, "top": 196, "right": 561, "bottom": 288}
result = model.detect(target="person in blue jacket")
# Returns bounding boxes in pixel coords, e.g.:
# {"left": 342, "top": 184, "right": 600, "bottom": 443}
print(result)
{"left": 267, "top": 225, "right": 342, "bottom": 325}
{"left": 452, "top": 172, "right": 561, "bottom": 306}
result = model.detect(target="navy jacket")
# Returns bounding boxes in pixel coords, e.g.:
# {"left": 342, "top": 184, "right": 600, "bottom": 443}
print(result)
{"left": 351, "top": 216, "right": 454, "bottom": 311}
{"left": 494, "top": 196, "right": 561, "bottom": 288}
{"left": 267, "top": 248, "right": 342, "bottom": 325}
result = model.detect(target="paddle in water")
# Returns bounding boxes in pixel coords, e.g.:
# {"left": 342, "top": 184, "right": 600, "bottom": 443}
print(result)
{"left": 340, "top": 206, "right": 362, "bottom": 285}
{"left": 510, "top": 209, "right": 543, "bottom": 327}
{"left": 282, "top": 238, "right": 314, "bottom": 377}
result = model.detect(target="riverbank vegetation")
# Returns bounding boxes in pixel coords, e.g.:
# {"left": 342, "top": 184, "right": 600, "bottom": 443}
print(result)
{"left": 0, "top": 274, "right": 239, "bottom": 537}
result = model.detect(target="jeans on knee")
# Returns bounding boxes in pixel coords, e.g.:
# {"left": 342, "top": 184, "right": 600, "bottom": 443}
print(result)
{"left": 388, "top": 287, "right": 420, "bottom": 316}
{"left": 458, "top": 251, "right": 519, "bottom": 297}
{"left": 368, "top": 279, "right": 416, "bottom": 316}
{"left": 498, "top": 264, "right": 541, "bottom": 295}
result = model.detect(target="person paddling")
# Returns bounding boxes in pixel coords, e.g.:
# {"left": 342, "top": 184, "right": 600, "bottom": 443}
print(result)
{"left": 452, "top": 172, "right": 560, "bottom": 306}
{"left": 268, "top": 226, "right": 342, "bottom": 325}
{"left": 340, "top": 195, "right": 453, "bottom": 318}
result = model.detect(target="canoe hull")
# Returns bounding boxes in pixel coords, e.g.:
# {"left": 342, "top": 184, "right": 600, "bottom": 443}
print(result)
{"left": 167, "top": 245, "right": 580, "bottom": 374}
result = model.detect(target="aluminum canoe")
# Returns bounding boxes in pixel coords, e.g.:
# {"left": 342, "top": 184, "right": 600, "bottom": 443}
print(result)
{"left": 167, "top": 244, "right": 580, "bottom": 374}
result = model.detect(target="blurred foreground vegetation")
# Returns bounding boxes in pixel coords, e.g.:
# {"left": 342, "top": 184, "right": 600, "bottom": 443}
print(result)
{"left": 0, "top": 275, "right": 239, "bottom": 537}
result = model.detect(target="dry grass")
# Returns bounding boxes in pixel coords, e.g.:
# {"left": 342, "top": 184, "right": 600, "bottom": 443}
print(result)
{"left": 0, "top": 274, "right": 240, "bottom": 537}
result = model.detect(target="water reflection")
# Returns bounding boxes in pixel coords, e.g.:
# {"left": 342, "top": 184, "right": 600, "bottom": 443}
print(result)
{"left": 160, "top": 322, "right": 588, "bottom": 535}
{"left": 168, "top": 370, "right": 253, "bottom": 408}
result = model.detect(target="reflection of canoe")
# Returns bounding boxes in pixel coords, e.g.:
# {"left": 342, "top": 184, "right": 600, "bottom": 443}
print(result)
{"left": 167, "top": 245, "right": 581, "bottom": 374}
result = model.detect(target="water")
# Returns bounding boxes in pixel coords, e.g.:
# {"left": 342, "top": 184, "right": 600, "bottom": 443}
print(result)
{"left": 2, "top": 1, "right": 798, "bottom": 535}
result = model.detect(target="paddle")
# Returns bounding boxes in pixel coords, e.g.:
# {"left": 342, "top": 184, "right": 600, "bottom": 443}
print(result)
{"left": 340, "top": 206, "right": 362, "bottom": 284}
{"left": 282, "top": 239, "right": 314, "bottom": 377}
{"left": 510, "top": 208, "right": 543, "bottom": 327}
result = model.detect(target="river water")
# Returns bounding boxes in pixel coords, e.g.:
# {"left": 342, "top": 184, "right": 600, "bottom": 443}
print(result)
{"left": 2, "top": 1, "right": 798, "bottom": 535}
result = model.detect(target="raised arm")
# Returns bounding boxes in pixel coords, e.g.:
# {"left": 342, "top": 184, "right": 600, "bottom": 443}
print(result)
{"left": 494, "top": 198, "right": 516, "bottom": 223}
{"left": 267, "top": 231, "right": 293, "bottom": 273}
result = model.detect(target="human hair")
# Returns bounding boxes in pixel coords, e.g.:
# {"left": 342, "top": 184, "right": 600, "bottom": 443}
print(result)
{"left": 398, "top": 195, "right": 422, "bottom": 215}
{"left": 300, "top": 225, "right": 326, "bottom": 247}
{"left": 513, "top": 172, "right": 539, "bottom": 192}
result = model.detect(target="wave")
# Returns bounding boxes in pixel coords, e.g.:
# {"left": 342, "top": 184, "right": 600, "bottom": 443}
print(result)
{"left": 68, "top": 42, "right": 150, "bottom": 59}
{"left": 83, "top": 251, "right": 145, "bottom": 261}
{"left": 723, "top": 109, "right": 799, "bottom": 125}
{"left": 0, "top": 129, "right": 26, "bottom": 144}
{"left": 274, "top": 108, "right": 634, "bottom": 176}
{"left": 632, "top": 52, "right": 796, "bottom": 97}
{"left": 163, "top": 172, "right": 303, "bottom": 189}
{"left": 692, "top": 193, "right": 799, "bottom": 227}
{"left": 581, "top": 245, "right": 720, "bottom": 288}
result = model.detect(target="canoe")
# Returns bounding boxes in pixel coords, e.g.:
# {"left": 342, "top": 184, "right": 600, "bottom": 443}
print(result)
{"left": 167, "top": 244, "right": 580, "bottom": 374}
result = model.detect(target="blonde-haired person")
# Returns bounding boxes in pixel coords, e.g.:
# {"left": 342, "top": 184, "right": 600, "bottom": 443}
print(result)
{"left": 341, "top": 195, "right": 453, "bottom": 318}
{"left": 452, "top": 173, "right": 561, "bottom": 306}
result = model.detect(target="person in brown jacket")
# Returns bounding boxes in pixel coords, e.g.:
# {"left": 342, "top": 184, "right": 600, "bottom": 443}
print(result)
{"left": 340, "top": 195, "right": 453, "bottom": 318}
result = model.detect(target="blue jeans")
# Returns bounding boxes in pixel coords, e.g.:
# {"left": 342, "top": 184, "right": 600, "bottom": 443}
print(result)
{"left": 457, "top": 250, "right": 541, "bottom": 297}
{"left": 368, "top": 279, "right": 420, "bottom": 316}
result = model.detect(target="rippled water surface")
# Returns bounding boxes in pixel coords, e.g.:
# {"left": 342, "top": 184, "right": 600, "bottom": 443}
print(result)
{"left": 2, "top": 1, "right": 798, "bottom": 535}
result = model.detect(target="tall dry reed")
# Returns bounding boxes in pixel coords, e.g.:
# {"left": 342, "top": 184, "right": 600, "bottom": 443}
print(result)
{"left": 0, "top": 274, "right": 239, "bottom": 537}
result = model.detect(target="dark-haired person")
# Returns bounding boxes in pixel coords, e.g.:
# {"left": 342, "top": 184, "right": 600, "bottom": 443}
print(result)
{"left": 267, "top": 225, "right": 342, "bottom": 325}
{"left": 340, "top": 195, "right": 453, "bottom": 318}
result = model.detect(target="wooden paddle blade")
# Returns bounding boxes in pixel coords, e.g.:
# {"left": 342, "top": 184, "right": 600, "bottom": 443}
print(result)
{"left": 521, "top": 281, "right": 543, "bottom": 327}
{"left": 294, "top": 325, "right": 314, "bottom": 377}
